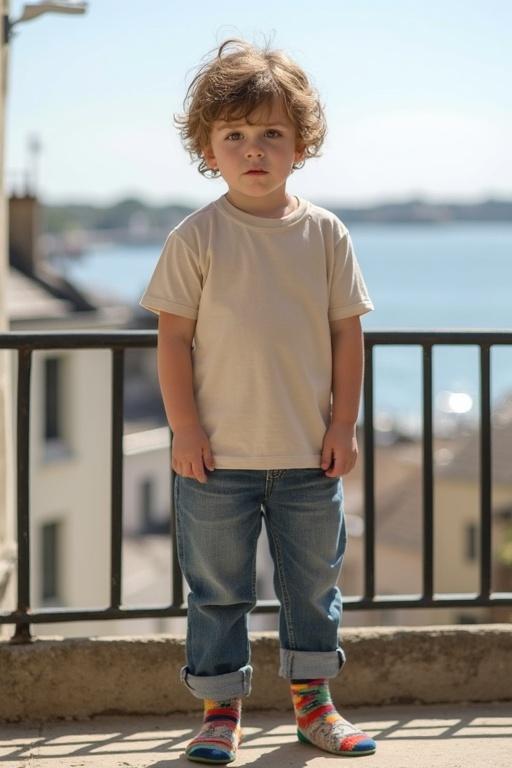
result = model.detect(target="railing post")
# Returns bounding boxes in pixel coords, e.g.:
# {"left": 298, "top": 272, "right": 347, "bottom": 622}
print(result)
{"left": 479, "top": 343, "right": 492, "bottom": 599}
{"left": 422, "top": 343, "right": 434, "bottom": 601}
{"left": 9, "top": 622, "right": 32, "bottom": 644}
{"left": 10, "top": 346, "right": 33, "bottom": 643}
{"left": 363, "top": 338, "right": 375, "bottom": 600}
{"left": 110, "top": 347, "right": 124, "bottom": 609}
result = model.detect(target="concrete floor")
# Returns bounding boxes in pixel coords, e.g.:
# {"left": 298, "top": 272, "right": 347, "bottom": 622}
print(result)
{"left": 0, "top": 702, "right": 511, "bottom": 767}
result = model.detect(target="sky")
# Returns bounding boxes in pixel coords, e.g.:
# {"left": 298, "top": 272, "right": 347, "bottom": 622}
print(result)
{"left": 5, "top": 0, "right": 512, "bottom": 207}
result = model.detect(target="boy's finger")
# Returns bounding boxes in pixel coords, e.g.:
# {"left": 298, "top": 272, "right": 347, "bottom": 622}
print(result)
{"left": 325, "top": 456, "right": 345, "bottom": 476}
{"left": 203, "top": 447, "right": 215, "bottom": 470}
{"left": 194, "top": 461, "right": 207, "bottom": 483}
{"left": 321, "top": 445, "right": 332, "bottom": 469}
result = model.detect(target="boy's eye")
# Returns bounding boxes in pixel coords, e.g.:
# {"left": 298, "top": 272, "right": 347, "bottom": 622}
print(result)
{"left": 224, "top": 129, "right": 282, "bottom": 141}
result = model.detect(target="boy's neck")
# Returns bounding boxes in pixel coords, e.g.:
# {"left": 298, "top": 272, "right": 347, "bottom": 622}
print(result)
{"left": 224, "top": 190, "right": 299, "bottom": 219}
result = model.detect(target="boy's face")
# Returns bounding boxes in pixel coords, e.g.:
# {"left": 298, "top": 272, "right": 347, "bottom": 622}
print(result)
{"left": 202, "top": 96, "right": 305, "bottom": 212}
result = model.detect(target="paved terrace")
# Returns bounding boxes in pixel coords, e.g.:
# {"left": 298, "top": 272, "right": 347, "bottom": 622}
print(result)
{"left": 1, "top": 702, "right": 511, "bottom": 767}
{"left": 1, "top": 627, "right": 512, "bottom": 767}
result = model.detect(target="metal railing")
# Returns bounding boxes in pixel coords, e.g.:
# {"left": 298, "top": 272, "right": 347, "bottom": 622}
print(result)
{"left": 1, "top": 329, "right": 511, "bottom": 642}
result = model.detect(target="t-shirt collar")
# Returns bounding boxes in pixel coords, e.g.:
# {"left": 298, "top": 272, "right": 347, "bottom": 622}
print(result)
{"left": 215, "top": 193, "right": 309, "bottom": 229}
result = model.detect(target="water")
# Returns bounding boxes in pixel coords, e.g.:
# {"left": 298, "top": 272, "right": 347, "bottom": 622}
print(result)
{"left": 51, "top": 222, "right": 512, "bottom": 436}
{"left": 351, "top": 222, "right": 512, "bottom": 435}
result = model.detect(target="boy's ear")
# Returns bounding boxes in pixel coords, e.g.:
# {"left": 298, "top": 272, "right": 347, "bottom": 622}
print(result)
{"left": 202, "top": 144, "right": 218, "bottom": 170}
{"left": 294, "top": 142, "right": 306, "bottom": 164}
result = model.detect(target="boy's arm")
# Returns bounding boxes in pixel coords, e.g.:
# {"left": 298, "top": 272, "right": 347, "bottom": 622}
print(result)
{"left": 329, "top": 315, "right": 364, "bottom": 426}
{"left": 157, "top": 312, "right": 200, "bottom": 430}
{"left": 321, "top": 315, "right": 364, "bottom": 476}
{"left": 157, "top": 311, "right": 214, "bottom": 482}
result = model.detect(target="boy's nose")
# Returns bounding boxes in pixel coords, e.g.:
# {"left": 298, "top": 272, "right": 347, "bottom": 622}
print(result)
{"left": 245, "top": 144, "right": 264, "bottom": 158}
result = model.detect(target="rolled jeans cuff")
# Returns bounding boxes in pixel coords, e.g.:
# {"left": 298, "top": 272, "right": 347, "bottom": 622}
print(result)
{"left": 180, "top": 664, "right": 253, "bottom": 700}
{"left": 278, "top": 647, "right": 346, "bottom": 679}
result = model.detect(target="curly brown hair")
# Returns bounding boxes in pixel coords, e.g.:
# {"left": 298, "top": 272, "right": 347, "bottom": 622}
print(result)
{"left": 174, "top": 38, "right": 327, "bottom": 178}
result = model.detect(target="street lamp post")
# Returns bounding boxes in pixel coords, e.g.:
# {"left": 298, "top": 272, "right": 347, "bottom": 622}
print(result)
{"left": 4, "top": 1, "right": 88, "bottom": 44}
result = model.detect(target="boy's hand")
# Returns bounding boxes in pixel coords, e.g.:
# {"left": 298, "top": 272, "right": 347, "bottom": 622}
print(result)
{"left": 171, "top": 423, "right": 215, "bottom": 483}
{"left": 320, "top": 422, "right": 358, "bottom": 477}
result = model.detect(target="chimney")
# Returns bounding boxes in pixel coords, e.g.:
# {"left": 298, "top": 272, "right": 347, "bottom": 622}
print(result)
{"left": 8, "top": 193, "right": 41, "bottom": 275}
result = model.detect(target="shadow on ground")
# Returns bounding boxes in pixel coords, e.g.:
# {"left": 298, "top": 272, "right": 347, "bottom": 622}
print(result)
{"left": 0, "top": 701, "right": 511, "bottom": 767}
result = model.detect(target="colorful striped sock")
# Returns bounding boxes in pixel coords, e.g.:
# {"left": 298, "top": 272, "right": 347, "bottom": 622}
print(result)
{"left": 185, "top": 697, "right": 242, "bottom": 764}
{"left": 291, "top": 678, "right": 376, "bottom": 756}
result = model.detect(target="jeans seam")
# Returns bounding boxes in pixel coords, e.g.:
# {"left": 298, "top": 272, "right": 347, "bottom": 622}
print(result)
{"left": 265, "top": 515, "right": 296, "bottom": 649}
{"left": 264, "top": 471, "right": 272, "bottom": 501}
{"left": 250, "top": 516, "right": 259, "bottom": 604}
{"left": 248, "top": 510, "right": 262, "bottom": 664}
{"left": 174, "top": 475, "right": 185, "bottom": 574}
{"left": 174, "top": 475, "right": 193, "bottom": 669}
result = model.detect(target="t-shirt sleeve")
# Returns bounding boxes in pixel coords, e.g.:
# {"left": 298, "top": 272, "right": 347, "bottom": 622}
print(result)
{"left": 138, "top": 231, "right": 202, "bottom": 319}
{"left": 328, "top": 230, "right": 374, "bottom": 321}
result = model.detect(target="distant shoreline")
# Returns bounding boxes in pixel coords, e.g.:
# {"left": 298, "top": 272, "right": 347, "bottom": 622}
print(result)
{"left": 35, "top": 196, "right": 512, "bottom": 238}
{"left": 334, "top": 198, "right": 512, "bottom": 225}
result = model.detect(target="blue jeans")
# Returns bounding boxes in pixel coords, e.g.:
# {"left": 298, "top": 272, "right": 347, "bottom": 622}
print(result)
{"left": 174, "top": 467, "right": 347, "bottom": 700}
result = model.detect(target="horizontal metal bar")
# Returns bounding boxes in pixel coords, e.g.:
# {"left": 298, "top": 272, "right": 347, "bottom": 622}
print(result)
{"left": 0, "top": 331, "right": 157, "bottom": 350}
{"left": 364, "top": 331, "right": 512, "bottom": 346}
{"left": 2, "top": 329, "right": 512, "bottom": 351}
{"left": 344, "top": 592, "right": 512, "bottom": 607}
{"left": 2, "top": 592, "right": 512, "bottom": 625}
{"left": 0, "top": 607, "right": 188, "bottom": 623}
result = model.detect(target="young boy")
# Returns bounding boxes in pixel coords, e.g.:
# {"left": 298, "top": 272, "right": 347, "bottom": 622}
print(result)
{"left": 139, "top": 38, "right": 376, "bottom": 763}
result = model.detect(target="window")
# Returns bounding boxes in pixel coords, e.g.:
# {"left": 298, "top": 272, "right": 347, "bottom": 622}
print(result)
{"left": 465, "top": 523, "right": 478, "bottom": 562}
{"left": 140, "top": 477, "right": 154, "bottom": 531}
{"left": 44, "top": 356, "right": 62, "bottom": 441}
{"left": 41, "top": 521, "right": 61, "bottom": 602}
{"left": 43, "top": 355, "right": 71, "bottom": 461}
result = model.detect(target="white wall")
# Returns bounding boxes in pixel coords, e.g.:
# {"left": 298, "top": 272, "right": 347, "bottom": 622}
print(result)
{"left": 123, "top": 427, "right": 171, "bottom": 535}
{"left": 28, "top": 349, "right": 112, "bottom": 613}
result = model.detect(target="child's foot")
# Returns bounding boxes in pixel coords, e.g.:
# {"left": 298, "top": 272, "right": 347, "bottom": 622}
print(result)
{"left": 185, "top": 697, "right": 242, "bottom": 764}
{"left": 291, "top": 678, "right": 376, "bottom": 756}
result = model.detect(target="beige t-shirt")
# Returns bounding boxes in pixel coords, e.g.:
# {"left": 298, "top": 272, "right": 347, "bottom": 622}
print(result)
{"left": 139, "top": 194, "right": 374, "bottom": 469}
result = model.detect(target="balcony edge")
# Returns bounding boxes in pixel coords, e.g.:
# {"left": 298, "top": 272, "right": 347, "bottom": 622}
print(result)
{"left": 0, "top": 624, "right": 511, "bottom": 722}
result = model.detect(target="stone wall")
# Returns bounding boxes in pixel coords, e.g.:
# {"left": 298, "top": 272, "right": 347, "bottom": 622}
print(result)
{"left": 1, "top": 625, "right": 511, "bottom": 721}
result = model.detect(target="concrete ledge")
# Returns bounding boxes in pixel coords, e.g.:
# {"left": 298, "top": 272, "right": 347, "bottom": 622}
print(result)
{"left": 1, "top": 624, "right": 511, "bottom": 721}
